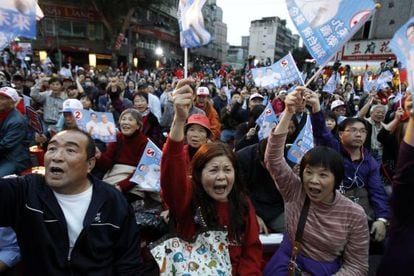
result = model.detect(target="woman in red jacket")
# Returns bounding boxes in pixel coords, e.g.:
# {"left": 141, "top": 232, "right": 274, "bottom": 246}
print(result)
{"left": 95, "top": 108, "right": 148, "bottom": 197}
{"left": 160, "top": 80, "right": 262, "bottom": 275}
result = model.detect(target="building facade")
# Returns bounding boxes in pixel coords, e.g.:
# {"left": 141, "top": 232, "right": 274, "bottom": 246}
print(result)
{"left": 248, "top": 16, "right": 299, "bottom": 64}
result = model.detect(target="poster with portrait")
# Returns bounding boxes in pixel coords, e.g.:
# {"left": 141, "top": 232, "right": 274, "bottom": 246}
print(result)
{"left": 286, "top": 0, "right": 377, "bottom": 65}
{"left": 287, "top": 115, "right": 314, "bottom": 164}
{"left": 71, "top": 109, "right": 117, "bottom": 142}
{"left": 130, "top": 139, "right": 162, "bottom": 193}
{"left": 390, "top": 18, "right": 414, "bottom": 105}
{"left": 252, "top": 52, "right": 304, "bottom": 89}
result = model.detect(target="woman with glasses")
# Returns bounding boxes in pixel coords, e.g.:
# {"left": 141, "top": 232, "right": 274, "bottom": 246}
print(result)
{"left": 263, "top": 88, "right": 369, "bottom": 275}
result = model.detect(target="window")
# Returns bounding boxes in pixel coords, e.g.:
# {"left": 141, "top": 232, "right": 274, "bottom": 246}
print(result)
{"left": 72, "top": 22, "right": 87, "bottom": 37}
{"left": 43, "top": 18, "right": 55, "bottom": 35}
{"left": 388, "top": 2, "right": 394, "bottom": 8}
{"left": 57, "top": 21, "right": 72, "bottom": 36}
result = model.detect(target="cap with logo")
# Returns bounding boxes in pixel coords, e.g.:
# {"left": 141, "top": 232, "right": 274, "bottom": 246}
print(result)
{"left": 185, "top": 114, "right": 212, "bottom": 138}
{"left": 196, "top": 86, "right": 210, "bottom": 96}
{"left": 0, "top": 87, "right": 19, "bottom": 102}
{"left": 331, "top": 100, "right": 346, "bottom": 111}
{"left": 62, "top": 99, "right": 83, "bottom": 112}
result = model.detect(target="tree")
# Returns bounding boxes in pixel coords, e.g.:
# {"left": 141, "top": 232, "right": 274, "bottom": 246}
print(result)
{"left": 83, "top": 0, "right": 164, "bottom": 67}
{"left": 292, "top": 47, "right": 313, "bottom": 72}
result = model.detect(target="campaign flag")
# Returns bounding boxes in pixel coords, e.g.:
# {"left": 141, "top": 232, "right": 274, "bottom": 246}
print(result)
{"left": 287, "top": 115, "right": 314, "bottom": 164}
{"left": 0, "top": 0, "right": 38, "bottom": 50}
{"left": 71, "top": 109, "right": 117, "bottom": 142}
{"left": 252, "top": 52, "right": 304, "bottom": 89}
{"left": 213, "top": 76, "right": 222, "bottom": 89}
{"left": 177, "top": 0, "right": 211, "bottom": 48}
{"left": 363, "top": 71, "right": 376, "bottom": 93}
{"left": 322, "top": 73, "right": 339, "bottom": 94}
{"left": 287, "top": 0, "right": 377, "bottom": 65}
{"left": 255, "top": 102, "right": 279, "bottom": 140}
{"left": 25, "top": 106, "right": 43, "bottom": 134}
{"left": 130, "top": 140, "right": 162, "bottom": 193}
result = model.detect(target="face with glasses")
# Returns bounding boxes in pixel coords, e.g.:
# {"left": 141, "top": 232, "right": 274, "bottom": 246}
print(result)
{"left": 339, "top": 122, "right": 367, "bottom": 148}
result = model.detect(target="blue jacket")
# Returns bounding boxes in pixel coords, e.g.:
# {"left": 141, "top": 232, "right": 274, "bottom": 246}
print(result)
{"left": 310, "top": 110, "right": 390, "bottom": 220}
{"left": 0, "top": 108, "right": 31, "bottom": 173}
{"left": 0, "top": 174, "right": 144, "bottom": 275}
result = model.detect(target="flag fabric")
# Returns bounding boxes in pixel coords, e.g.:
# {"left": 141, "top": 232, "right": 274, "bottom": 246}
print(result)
{"left": 177, "top": 0, "right": 211, "bottom": 48}
{"left": 255, "top": 103, "right": 279, "bottom": 140}
{"left": 390, "top": 18, "right": 414, "bottom": 96}
{"left": 287, "top": 0, "right": 376, "bottom": 65}
{"left": 213, "top": 76, "right": 222, "bottom": 89}
{"left": 130, "top": 140, "right": 162, "bottom": 193}
{"left": 287, "top": 115, "right": 314, "bottom": 164}
{"left": 322, "top": 73, "right": 340, "bottom": 94}
{"left": 251, "top": 52, "right": 304, "bottom": 89}
{"left": 363, "top": 71, "right": 375, "bottom": 93}
{"left": 0, "top": 0, "right": 38, "bottom": 50}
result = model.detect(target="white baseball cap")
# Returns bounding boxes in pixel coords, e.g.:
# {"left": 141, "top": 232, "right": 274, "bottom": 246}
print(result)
{"left": 62, "top": 99, "right": 83, "bottom": 112}
{"left": 331, "top": 100, "right": 346, "bottom": 110}
{"left": 0, "top": 87, "right": 19, "bottom": 102}
{"left": 196, "top": 86, "right": 210, "bottom": 96}
{"left": 249, "top": 92, "right": 264, "bottom": 101}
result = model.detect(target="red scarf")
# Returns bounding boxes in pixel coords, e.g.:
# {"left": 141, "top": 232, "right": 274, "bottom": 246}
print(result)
{"left": 0, "top": 109, "right": 12, "bottom": 122}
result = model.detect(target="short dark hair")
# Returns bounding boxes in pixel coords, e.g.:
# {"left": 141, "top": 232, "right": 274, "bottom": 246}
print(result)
{"left": 337, "top": 117, "right": 367, "bottom": 132}
{"left": 49, "top": 77, "right": 63, "bottom": 85}
{"left": 132, "top": 91, "right": 149, "bottom": 103}
{"left": 299, "top": 146, "right": 344, "bottom": 189}
{"left": 59, "top": 129, "right": 96, "bottom": 160}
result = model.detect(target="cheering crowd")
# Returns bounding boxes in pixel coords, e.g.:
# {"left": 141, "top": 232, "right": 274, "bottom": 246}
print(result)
{"left": 0, "top": 59, "right": 413, "bottom": 275}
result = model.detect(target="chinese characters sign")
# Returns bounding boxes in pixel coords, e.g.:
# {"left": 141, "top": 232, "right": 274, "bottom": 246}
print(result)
{"left": 342, "top": 39, "right": 395, "bottom": 61}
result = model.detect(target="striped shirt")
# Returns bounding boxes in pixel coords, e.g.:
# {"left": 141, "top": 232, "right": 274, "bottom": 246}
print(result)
{"left": 265, "top": 132, "right": 369, "bottom": 275}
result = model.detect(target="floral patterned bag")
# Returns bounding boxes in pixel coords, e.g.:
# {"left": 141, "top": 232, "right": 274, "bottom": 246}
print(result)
{"left": 149, "top": 228, "right": 232, "bottom": 275}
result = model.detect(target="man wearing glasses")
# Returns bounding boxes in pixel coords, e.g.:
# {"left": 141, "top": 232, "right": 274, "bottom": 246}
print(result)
{"left": 305, "top": 89, "right": 390, "bottom": 245}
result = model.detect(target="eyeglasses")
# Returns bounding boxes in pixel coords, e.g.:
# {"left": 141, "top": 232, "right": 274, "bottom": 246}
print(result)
{"left": 344, "top": 128, "right": 367, "bottom": 134}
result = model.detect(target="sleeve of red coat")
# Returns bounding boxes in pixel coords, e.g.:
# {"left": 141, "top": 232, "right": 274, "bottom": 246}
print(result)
{"left": 237, "top": 199, "right": 263, "bottom": 276}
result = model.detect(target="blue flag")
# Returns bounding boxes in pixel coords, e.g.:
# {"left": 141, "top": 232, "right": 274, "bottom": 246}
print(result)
{"left": 255, "top": 103, "right": 279, "bottom": 140}
{"left": 252, "top": 52, "right": 304, "bottom": 89}
{"left": 363, "top": 71, "right": 375, "bottom": 93}
{"left": 130, "top": 140, "right": 162, "bottom": 193}
{"left": 287, "top": 115, "right": 314, "bottom": 164}
{"left": 287, "top": 0, "right": 376, "bottom": 65}
{"left": 177, "top": 0, "right": 211, "bottom": 48}
{"left": 322, "top": 73, "right": 340, "bottom": 94}
{"left": 0, "top": 1, "right": 38, "bottom": 50}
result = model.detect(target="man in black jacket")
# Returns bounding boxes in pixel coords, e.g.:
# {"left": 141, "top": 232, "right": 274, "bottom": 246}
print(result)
{"left": 0, "top": 129, "right": 144, "bottom": 275}
{"left": 236, "top": 139, "right": 285, "bottom": 233}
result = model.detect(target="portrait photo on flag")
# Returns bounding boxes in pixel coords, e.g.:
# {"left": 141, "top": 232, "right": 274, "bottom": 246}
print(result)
{"left": 177, "top": 0, "right": 211, "bottom": 48}
{"left": 390, "top": 18, "right": 414, "bottom": 94}
{"left": 130, "top": 140, "right": 162, "bottom": 193}
{"left": 255, "top": 103, "right": 279, "bottom": 141}
{"left": 286, "top": 0, "right": 377, "bottom": 65}
{"left": 287, "top": 115, "right": 314, "bottom": 164}
{"left": 252, "top": 52, "right": 304, "bottom": 89}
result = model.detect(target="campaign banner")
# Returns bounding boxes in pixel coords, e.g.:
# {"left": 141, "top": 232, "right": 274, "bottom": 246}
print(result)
{"left": 287, "top": 0, "right": 376, "bottom": 65}
{"left": 255, "top": 102, "right": 279, "bottom": 141}
{"left": 363, "top": 71, "right": 376, "bottom": 93}
{"left": 252, "top": 52, "right": 304, "bottom": 89}
{"left": 25, "top": 106, "right": 43, "bottom": 134}
{"left": 130, "top": 139, "right": 162, "bottom": 193}
{"left": 71, "top": 109, "right": 117, "bottom": 142}
{"left": 0, "top": 0, "right": 38, "bottom": 50}
{"left": 177, "top": 0, "right": 211, "bottom": 48}
{"left": 287, "top": 115, "right": 314, "bottom": 164}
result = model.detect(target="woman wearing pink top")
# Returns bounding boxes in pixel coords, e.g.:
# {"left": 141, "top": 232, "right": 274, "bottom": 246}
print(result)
{"left": 263, "top": 88, "right": 369, "bottom": 275}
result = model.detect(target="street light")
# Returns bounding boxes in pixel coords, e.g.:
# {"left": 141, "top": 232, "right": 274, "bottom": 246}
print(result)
{"left": 155, "top": 47, "right": 163, "bottom": 68}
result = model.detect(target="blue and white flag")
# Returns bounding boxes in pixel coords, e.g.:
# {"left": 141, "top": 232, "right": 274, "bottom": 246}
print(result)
{"left": 363, "top": 71, "right": 375, "bottom": 93}
{"left": 71, "top": 109, "right": 117, "bottom": 143}
{"left": 255, "top": 103, "right": 279, "bottom": 140}
{"left": 390, "top": 17, "right": 414, "bottom": 94}
{"left": 322, "top": 73, "right": 340, "bottom": 94}
{"left": 213, "top": 76, "right": 222, "bottom": 89}
{"left": 287, "top": 0, "right": 376, "bottom": 65}
{"left": 287, "top": 115, "right": 314, "bottom": 164}
{"left": 375, "top": 70, "right": 393, "bottom": 91}
{"left": 177, "top": 0, "right": 211, "bottom": 48}
{"left": 130, "top": 140, "right": 162, "bottom": 193}
{"left": 0, "top": 0, "right": 38, "bottom": 50}
{"left": 252, "top": 52, "right": 304, "bottom": 89}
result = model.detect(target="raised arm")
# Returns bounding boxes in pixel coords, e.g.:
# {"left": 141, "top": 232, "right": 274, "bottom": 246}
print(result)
{"left": 161, "top": 80, "right": 195, "bottom": 217}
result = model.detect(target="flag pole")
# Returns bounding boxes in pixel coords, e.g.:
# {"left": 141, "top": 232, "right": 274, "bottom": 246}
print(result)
{"left": 184, "top": 48, "right": 188, "bottom": 79}
{"left": 398, "top": 69, "right": 402, "bottom": 108}
{"left": 304, "top": 66, "right": 325, "bottom": 88}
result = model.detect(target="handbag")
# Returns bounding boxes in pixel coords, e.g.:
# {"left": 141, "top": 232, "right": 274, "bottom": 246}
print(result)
{"left": 288, "top": 196, "right": 310, "bottom": 276}
{"left": 149, "top": 209, "right": 232, "bottom": 275}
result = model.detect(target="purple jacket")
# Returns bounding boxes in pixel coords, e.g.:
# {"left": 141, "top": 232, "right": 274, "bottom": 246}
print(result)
{"left": 310, "top": 110, "right": 390, "bottom": 220}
